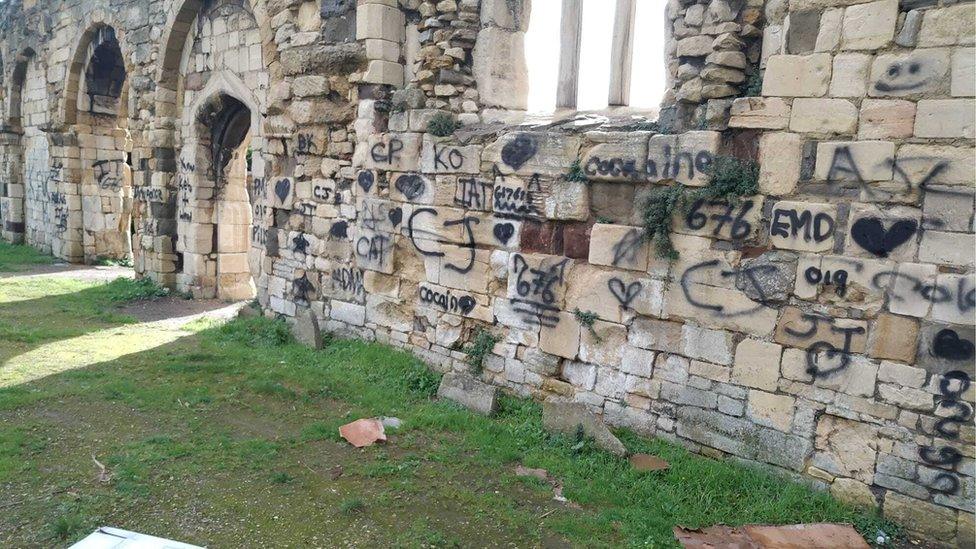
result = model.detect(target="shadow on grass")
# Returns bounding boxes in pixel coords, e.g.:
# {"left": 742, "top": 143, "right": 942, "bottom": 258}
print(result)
{"left": 0, "top": 314, "right": 901, "bottom": 548}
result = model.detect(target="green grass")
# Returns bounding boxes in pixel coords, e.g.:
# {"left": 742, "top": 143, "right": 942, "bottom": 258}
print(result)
{"left": 0, "top": 242, "right": 55, "bottom": 272}
{"left": 0, "top": 254, "right": 900, "bottom": 547}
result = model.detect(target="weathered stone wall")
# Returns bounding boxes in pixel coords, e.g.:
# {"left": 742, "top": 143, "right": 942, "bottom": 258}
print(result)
{"left": 0, "top": 0, "right": 973, "bottom": 543}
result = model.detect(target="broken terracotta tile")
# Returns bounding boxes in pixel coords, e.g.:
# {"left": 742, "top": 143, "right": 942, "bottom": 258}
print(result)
{"left": 674, "top": 523, "right": 870, "bottom": 549}
{"left": 629, "top": 453, "right": 670, "bottom": 472}
{"left": 338, "top": 418, "right": 386, "bottom": 448}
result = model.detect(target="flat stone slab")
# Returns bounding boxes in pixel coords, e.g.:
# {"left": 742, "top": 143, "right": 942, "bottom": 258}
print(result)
{"left": 437, "top": 371, "right": 498, "bottom": 415}
{"left": 542, "top": 401, "right": 628, "bottom": 456}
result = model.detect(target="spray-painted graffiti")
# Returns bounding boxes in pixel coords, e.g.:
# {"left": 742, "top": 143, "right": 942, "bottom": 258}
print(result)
{"left": 509, "top": 254, "right": 569, "bottom": 327}
{"left": 419, "top": 283, "right": 477, "bottom": 315}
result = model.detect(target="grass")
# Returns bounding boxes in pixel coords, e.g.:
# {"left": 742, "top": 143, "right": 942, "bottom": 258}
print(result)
{"left": 0, "top": 242, "right": 55, "bottom": 272}
{"left": 0, "top": 253, "right": 900, "bottom": 547}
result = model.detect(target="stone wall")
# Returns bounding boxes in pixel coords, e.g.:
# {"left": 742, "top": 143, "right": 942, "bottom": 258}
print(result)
{"left": 0, "top": 0, "right": 972, "bottom": 543}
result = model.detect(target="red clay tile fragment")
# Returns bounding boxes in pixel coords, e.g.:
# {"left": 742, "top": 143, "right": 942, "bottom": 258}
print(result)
{"left": 629, "top": 453, "right": 670, "bottom": 472}
{"left": 674, "top": 523, "right": 869, "bottom": 549}
{"left": 339, "top": 418, "right": 387, "bottom": 448}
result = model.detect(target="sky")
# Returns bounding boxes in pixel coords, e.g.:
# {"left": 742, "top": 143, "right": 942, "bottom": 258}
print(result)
{"left": 524, "top": 0, "right": 667, "bottom": 113}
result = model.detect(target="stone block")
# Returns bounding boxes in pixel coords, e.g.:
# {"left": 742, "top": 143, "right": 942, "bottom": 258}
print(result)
{"left": 789, "top": 98, "right": 857, "bottom": 134}
{"left": 884, "top": 492, "right": 958, "bottom": 540}
{"left": 621, "top": 346, "right": 655, "bottom": 378}
{"left": 840, "top": 0, "right": 897, "bottom": 50}
{"left": 916, "top": 322, "right": 976, "bottom": 378}
{"left": 544, "top": 180, "right": 589, "bottom": 221}
{"left": 858, "top": 100, "right": 916, "bottom": 139}
{"left": 676, "top": 407, "right": 813, "bottom": 471}
{"left": 830, "top": 478, "right": 878, "bottom": 509}
{"left": 747, "top": 390, "right": 795, "bottom": 432}
{"left": 646, "top": 131, "right": 721, "bottom": 187}
{"left": 331, "top": 299, "right": 366, "bottom": 326}
{"left": 732, "top": 339, "right": 783, "bottom": 391}
{"left": 915, "top": 99, "right": 976, "bottom": 138}
{"left": 363, "top": 133, "right": 422, "bottom": 172}
{"left": 356, "top": 3, "right": 405, "bottom": 42}
{"left": 580, "top": 131, "right": 649, "bottom": 182}
{"left": 919, "top": 231, "right": 975, "bottom": 269}
{"left": 472, "top": 27, "right": 528, "bottom": 110}
{"left": 769, "top": 201, "right": 838, "bottom": 252}
{"left": 758, "top": 132, "right": 801, "bottom": 195}
{"left": 868, "top": 313, "right": 919, "bottom": 363}
{"left": 438, "top": 371, "right": 499, "bottom": 415}
{"left": 896, "top": 144, "right": 976, "bottom": 188}
{"left": 681, "top": 324, "right": 734, "bottom": 365}
{"left": 629, "top": 318, "right": 684, "bottom": 351}
{"left": 729, "top": 97, "right": 791, "bottom": 129}
{"left": 829, "top": 53, "right": 872, "bottom": 98}
{"left": 588, "top": 224, "right": 648, "bottom": 271}
{"left": 363, "top": 60, "right": 403, "bottom": 87}
{"left": 869, "top": 48, "right": 950, "bottom": 97}
{"left": 951, "top": 47, "right": 975, "bottom": 97}
{"left": 539, "top": 311, "right": 580, "bottom": 360}
{"left": 484, "top": 132, "right": 582, "bottom": 178}
{"left": 814, "top": 414, "right": 879, "bottom": 483}
{"left": 579, "top": 320, "right": 627, "bottom": 368}
{"left": 542, "top": 401, "right": 627, "bottom": 456}
{"left": 420, "top": 136, "right": 481, "bottom": 174}
{"left": 845, "top": 203, "right": 921, "bottom": 261}
{"left": 814, "top": 8, "right": 842, "bottom": 52}
{"left": 762, "top": 53, "right": 831, "bottom": 97}
{"left": 918, "top": 4, "right": 976, "bottom": 47}
{"left": 666, "top": 281, "right": 779, "bottom": 337}
{"left": 814, "top": 141, "right": 896, "bottom": 182}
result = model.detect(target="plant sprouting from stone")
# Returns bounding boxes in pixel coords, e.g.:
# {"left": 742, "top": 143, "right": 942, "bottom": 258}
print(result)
{"left": 427, "top": 112, "right": 460, "bottom": 137}
{"left": 743, "top": 72, "right": 763, "bottom": 97}
{"left": 690, "top": 155, "right": 758, "bottom": 205}
{"left": 565, "top": 158, "right": 588, "bottom": 182}
{"left": 465, "top": 328, "right": 500, "bottom": 375}
{"left": 573, "top": 308, "right": 601, "bottom": 341}
{"left": 640, "top": 184, "right": 687, "bottom": 260}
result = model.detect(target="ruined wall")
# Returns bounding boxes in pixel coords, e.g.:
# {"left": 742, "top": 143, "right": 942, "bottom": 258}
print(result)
{"left": 0, "top": 0, "right": 973, "bottom": 543}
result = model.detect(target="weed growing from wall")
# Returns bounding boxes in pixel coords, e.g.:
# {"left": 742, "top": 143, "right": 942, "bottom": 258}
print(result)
{"left": 465, "top": 328, "right": 500, "bottom": 375}
{"left": 640, "top": 155, "right": 759, "bottom": 259}
{"left": 427, "top": 113, "right": 460, "bottom": 137}
{"left": 573, "top": 308, "right": 601, "bottom": 341}
{"left": 565, "top": 158, "right": 588, "bottom": 182}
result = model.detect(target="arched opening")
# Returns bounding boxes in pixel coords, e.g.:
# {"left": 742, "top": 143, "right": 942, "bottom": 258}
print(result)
{"left": 74, "top": 25, "right": 133, "bottom": 263}
{"left": 13, "top": 49, "right": 54, "bottom": 253}
{"left": 178, "top": 92, "right": 256, "bottom": 300}
{"left": 0, "top": 49, "right": 29, "bottom": 244}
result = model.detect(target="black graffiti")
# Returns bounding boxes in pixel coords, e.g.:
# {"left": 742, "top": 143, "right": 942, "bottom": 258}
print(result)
{"left": 313, "top": 184, "right": 340, "bottom": 204}
{"left": 419, "top": 285, "right": 477, "bottom": 315}
{"left": 357, "top": 171, "right": 374, "bottom": 193}
{"left": 406, "top": 207, "right": 479, "bottom": 273}
{"left": 251, "top": 177, "right": 266, "bottom": 200}
{"left": 370, "top": 138, "right": 404, "bottom": 165}
{"left": 493, "top": 222, "right": 515, "bottom": 245}
{"left": 510, "top": 254, "right": 568, "bottom": 328}
{"left": 355, "top": 233, "right": 390, "bottom": 264}
{"left": 500, "top": 134, "right": 537, "bottom": 171}
{"left": 293, "top": 274, "right": 314, "bottom": 302}
{"left": 394, "top": 174, "right": 425, "bottom": 201}
{"left": 50, "top": 191, "right": 67, "bottom": 234}
{"left": 388, "top": 207, "right": 403, "bottom": 227}
{"left": 784, "top": 314, "right": 865, "bottom": 378}
{"left": 133, "top": 187, "right": 163, "bottom": 202}
{"left": 871, "top": 271, "right": 975, "bottom": 313}
{"left": 251, "top": 226, "right": 267, "bottom": 245}
{"left": 850, "top": 217, "right": 917, "bottom": 257}
{"left": 331, "top": 267, "right": 364, "bottom": 297}
{"left": 804, "top": 266, "right": 849, "bottom": 297}
{"left": 932, "top": 329, "right": 975, "bottom": 361}
{"left": 274, "top": 178, "right": 291, "bottom": 203}
{"left": 771, "top": 207, "right": 835, "bottom": 243}
{"left": 329, "top": 220, "right": 348, "bottom": 239}
{"left": 874, "top": 60, "right": 929, "bottom": 92}
{"left": 584, "top": 156, "right": 640, "bottom": 180}
{"left": 919, "top": 369, "right": 972, "bottom": 495}
{"left": 493, "top": 178, "right": 541, "bottom": 219}
{"left": 454, "top": 177, "right": 493, "bottom": 210}
{"left": 433, "top": 144, "right": 465, "bottom": 171}
{"left": 253, "top": 204, "right": 268, "bottom": 219}
{"left": 646, "top": 146, "right": 713, "bottom": 181}
{"left": 296, "top": 133, "right": 316, "bottom": 155}
{"left": 92, "top": 159, "right": 123, "bottom": 191}
{"left": 608, "top": 278, "right": 641, "bottom": 309}
{"left": 292, "top": 233, "right": 310, "bottom": 254}
{"left": 612, "top": 229, "right": 644, "bottom": 267}
{"left": 680, "top": 260, "right": 770, "bottom": 316}
{"left": 825, "top": 146, "right": 864, "bottom": 183}
{"left": 685, "top": 199, "right": 754, "bottom": 240}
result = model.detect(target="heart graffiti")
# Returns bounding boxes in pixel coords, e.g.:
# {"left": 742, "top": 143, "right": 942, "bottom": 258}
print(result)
{"left": 850, "top": 217, "right": 917, "bottom": 257}
{"left": 932, "top": 328, "right": 975, "bottom": 361}
{"left": 357, "top": 171, "right": 375, "bottom": 193}
{"left": 493, "top": 222, "right": 515, "bottom": 245}
{"left": 387, "top": 207, "right": 403, "bottom": 227}
{"left": 274, "top": 178, "right": 291, "bottom": 203}
{"left": 608, "top": 278, "right": 642, "bottom": 309}
{"left": 500, "top": 134, "right": 538, "bottom": 171}
{"left": 395, "top": 174, "right": 426, "bottom": 201}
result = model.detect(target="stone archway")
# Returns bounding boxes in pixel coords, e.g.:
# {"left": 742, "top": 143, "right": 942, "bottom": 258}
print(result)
{"left": 177, "top": 89, "right": 259, "bottom": 300}
{"left": 71, "top": 24, "right": 133, "bottom": 263}
{"left": 0, "top": 48, "right": 34, "bottom": 245}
